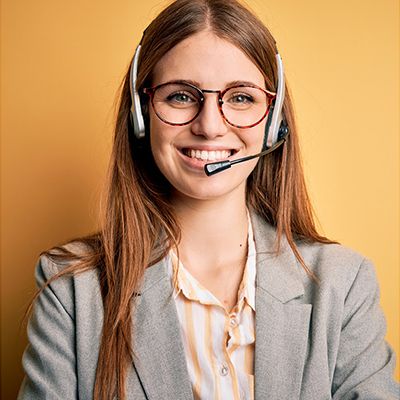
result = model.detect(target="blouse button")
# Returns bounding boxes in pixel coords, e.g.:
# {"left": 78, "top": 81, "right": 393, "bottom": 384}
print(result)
{"left": 220, "top": 363, "right": 229, "bottom": 376}
{"left": 230, "top": 316, "right": 238, "bottom": 327}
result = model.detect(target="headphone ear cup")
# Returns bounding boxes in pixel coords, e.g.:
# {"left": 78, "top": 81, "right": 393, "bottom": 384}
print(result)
{"left": 277, "top": 121, "right": 289, "bottom": 141}
{"left": 142, "top": 110, "right": 150, "bottom": 139}
{"left": 130, "top": 99, "right": 150, "bottom": 141}
{"left": 262, "top": 103, "right": 275, "bottom": 151}
{"left": 140, "top": 95, "right": 150, "bottom": 136}
{"left": 131, "top": 94, "right": 146, "bottom": 139}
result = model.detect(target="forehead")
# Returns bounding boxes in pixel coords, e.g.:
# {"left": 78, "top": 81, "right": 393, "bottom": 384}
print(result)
{"left": 151, "top": 30, "right": 265, "bottom": 88}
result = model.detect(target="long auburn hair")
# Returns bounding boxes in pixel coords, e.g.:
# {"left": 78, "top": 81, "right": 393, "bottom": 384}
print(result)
{"left": 26, "top": 1, "right": 336, "bottom": 399}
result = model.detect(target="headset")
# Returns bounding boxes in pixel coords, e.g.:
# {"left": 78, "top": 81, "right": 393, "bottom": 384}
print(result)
{"left": 129, "top": 36, "right": 289, "bottom": 175}
{"left": 129, "top": 43, "right": 146, "bottom": 140}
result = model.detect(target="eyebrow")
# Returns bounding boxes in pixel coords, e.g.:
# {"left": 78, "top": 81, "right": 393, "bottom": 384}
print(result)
{"left": 162, "top": 79, "right": 263, "bottom": 89}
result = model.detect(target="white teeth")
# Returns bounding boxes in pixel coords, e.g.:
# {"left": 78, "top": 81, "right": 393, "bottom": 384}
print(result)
{"left": 184, "top": 149, "right": 232, "bottom": 161}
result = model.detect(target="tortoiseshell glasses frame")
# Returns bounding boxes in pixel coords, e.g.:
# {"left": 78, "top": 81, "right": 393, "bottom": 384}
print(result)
{"left": 143, "top": 80, "right": 276, "bottom": 129}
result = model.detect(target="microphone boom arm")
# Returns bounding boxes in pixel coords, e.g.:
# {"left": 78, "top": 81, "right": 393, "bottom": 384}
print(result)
{"left": 204, "top": 137, "right": 286, "bottom": 176}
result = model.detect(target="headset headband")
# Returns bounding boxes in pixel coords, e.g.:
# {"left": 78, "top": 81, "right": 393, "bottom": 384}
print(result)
{"left": 129, "top": 44, "right": 146, "bottom": 139}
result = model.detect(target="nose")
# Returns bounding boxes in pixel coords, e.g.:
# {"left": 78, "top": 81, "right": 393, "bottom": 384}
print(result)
{"left": 190, "top": 93, "right": 229, "bottom": 139}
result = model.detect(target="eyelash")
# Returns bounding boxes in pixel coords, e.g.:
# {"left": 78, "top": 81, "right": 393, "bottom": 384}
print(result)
{"left": 229, "top": 93, "right": 254, "bottom": 103}
{"left": 167, "top": 91, "right": 197, "bottom": 102}
{"left": 167, "top": 91, "right": 254, "bottom": 103}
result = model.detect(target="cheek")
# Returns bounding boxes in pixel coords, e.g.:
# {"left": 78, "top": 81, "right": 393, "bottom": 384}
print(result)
{"left": 148, "top": 115, "right": 177, "bottom": 177}
{"left": 149, "top": 121, "right": 167, "bottom": 166}
{"left": 241, "top": 123, "right": 266, "bottom": 152}
{"left": 149, "top": 109, "right": 165, "bottom": 150}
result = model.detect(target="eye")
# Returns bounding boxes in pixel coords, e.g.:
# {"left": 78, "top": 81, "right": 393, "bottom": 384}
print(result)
{"left": 166, "top": 91, "right": 197, "bottom": 104}
{"left": 223, "top": 87, "right": 261, "bottom": 112}
{"left": 228, "top": 92, "right": 254, "bottom": 105}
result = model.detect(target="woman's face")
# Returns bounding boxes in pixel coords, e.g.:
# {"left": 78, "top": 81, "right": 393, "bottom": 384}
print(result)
{"left": 148, "top": 30, "right": 267, "bottom": 203}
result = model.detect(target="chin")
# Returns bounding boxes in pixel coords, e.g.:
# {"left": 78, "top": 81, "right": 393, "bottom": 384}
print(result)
{"left": 169, "top": 172, "right": 249, "bottom": 202}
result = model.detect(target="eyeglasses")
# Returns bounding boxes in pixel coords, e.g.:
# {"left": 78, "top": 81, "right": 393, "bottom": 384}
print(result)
{"left": 143, "top": 81, "right": 276, "bottom": 129}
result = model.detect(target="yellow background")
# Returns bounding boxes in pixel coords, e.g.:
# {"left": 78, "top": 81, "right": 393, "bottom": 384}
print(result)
{"left": 1, "top": 0, "right": 399, "bottom": 397}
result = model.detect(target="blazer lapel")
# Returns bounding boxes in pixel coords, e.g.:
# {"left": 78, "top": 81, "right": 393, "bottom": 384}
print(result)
{"left": 251, "top": 212, "right": 312, "bottom": 400}
{"left": 129, "top": 258, "right": 194, "bottom": 400}
{"left": 128, "top": 212, "right": 311, "bottom": 400}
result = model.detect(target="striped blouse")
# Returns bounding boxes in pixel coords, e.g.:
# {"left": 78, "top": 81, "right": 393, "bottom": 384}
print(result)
{"left": 167, "top": 219, "right": 256, "bottom": 400}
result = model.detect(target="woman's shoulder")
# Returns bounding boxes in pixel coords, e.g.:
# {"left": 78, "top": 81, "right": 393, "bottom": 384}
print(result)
{"left": 299, "top": 238, "right": 365, "bottom": 267}
{"left": 252, "top": 211, "right": 376, "bottom": 291}
{"left": 296, "top": 239, "right": 380, "bottom": 303}
{"left": 33, "top": 239, "right": 102, "bottom": 316}
{"left": 36, "top": 240, "right": 96, "bottom": 279}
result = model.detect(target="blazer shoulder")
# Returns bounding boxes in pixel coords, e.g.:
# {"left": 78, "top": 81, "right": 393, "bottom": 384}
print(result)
{"left": 298, "top": 240, "right": 365, "bottom": 269}
{"left": 251, "top": 211, "right": 372, "bottom": 295}
{"left": 37, "top": 239, "right": 96, "bottom": 274}
{"left": 34, "top": 240, "right": 99, "bottom": 318}
{"left": 297, "top": 240, "right": 377, "bottom": 297}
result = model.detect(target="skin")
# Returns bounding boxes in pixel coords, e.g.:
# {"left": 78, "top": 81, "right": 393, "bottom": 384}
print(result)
{"left": 149, "top": 30, "right": 268, "bottom": 310}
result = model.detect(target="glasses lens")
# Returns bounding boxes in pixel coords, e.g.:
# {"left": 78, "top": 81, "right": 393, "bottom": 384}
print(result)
{"left": 222, "top": 86, "right": 270, "bottom": 127}
{"left": 152, "top": 83, "right": 201, "bottom": 125}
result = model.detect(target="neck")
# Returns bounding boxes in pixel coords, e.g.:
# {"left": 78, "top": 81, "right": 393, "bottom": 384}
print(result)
{"left": 170, "top": 189, "right": 249, "bottom": 272}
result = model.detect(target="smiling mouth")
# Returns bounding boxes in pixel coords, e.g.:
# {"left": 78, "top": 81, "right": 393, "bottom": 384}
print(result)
{"left": 181, "top": 148, "right": 237, "bottom": 162}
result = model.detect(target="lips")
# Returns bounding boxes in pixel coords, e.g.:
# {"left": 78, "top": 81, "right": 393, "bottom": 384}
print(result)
{"left": 181, "top": 148, "right": 236, "bottom": 162}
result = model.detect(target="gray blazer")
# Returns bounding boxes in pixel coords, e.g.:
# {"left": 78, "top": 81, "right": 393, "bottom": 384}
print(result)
{"left": 18, "top": 212, "right": 399, "bottom": 399}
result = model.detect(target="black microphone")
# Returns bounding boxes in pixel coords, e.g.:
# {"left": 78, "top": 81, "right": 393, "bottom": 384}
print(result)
{"left": 204, "top": 138, "right": 286, "bottom": 176}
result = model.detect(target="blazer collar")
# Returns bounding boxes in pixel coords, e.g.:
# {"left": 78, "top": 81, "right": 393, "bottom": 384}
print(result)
{"left": 128, "top": 259, "right": 194, "bottom": 400}
{"left": 251, "top": 212, "right": 311, "bottom": 399}
{"left": 129, "top": 210, "right": 310, "bottom": 400}
{"left": 250, "top": 211, "right": 305, "bottom": 303}
{"left": 137, "top": 210, "right": 306, "bottom": 301}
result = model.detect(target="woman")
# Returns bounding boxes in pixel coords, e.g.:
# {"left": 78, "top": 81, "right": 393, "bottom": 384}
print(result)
{"left": 18, "top": 0, "right": 399, "bottom": 399}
